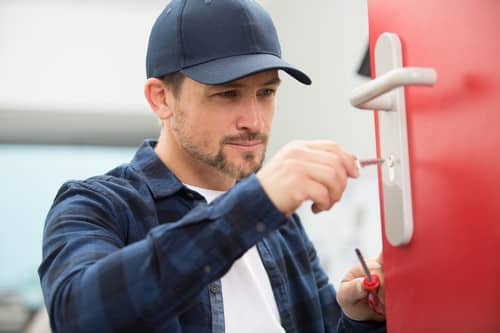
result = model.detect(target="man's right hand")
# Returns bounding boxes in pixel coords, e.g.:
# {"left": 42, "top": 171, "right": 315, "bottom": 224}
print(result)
{"left": 256, "top": 140, "right": 359, "bottom": 216}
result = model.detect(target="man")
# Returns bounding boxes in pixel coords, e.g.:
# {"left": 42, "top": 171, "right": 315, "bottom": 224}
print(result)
{"left": 39, "top": 1, "right": 386, "bottom": 332}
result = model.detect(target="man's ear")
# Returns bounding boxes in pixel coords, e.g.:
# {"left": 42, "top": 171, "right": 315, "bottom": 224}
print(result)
{"left": 144, "top": 78, "right": 174, "bottom": 121}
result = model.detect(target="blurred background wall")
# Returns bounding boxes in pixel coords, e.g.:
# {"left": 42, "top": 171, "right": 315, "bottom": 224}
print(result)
{"left": 0, "top": 1, "right": 380, "bottom": 331}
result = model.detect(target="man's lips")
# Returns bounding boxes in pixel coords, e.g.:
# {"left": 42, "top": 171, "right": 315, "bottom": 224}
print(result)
{"left": 226, "top": 141, "right": 262, "bottom": 146}
{"left": 224, "top": 141, "right": 264, "bottom": 151}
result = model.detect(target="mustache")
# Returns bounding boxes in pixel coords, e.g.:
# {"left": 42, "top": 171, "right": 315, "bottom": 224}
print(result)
{"left": 221, "top": 132, "right": 268, "bottom": 144}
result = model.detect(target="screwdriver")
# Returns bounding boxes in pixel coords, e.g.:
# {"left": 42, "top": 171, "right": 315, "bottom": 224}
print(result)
{"left": 355, "top": 158, "right": 385, "bottom": 169}
{"left": 354, "top": 248, "right": 385, "bottom": 317}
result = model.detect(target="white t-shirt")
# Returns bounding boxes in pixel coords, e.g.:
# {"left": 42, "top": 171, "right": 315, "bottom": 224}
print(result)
{"left": 185, "top": 184, "right": 285, "bottom": 333}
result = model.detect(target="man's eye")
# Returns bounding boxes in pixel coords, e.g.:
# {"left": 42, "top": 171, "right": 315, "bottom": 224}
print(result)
{"left": 259, "top": 88, "right": 276, "bottom": 97}
{"left": 216, "top": 90, "right": 237, "bottom": 98}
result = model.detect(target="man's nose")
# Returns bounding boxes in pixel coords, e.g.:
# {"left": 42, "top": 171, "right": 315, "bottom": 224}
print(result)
{"left": 236, "top": 97, "right": 264, "bottom": 132}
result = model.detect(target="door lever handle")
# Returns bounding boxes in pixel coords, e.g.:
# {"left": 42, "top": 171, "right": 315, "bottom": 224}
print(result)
{"left": 350, "top": 67, "right": 437, "bottom": 110}
{"left": 348, "top": 32, "right": 438, "bottom": 247}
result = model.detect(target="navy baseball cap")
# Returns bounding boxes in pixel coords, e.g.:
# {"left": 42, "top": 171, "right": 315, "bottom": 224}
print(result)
{"left": 146, "top": 0, "right": 311, "bottom": 85}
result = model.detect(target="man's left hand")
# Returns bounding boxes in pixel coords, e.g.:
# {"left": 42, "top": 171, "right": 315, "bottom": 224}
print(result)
{"left": 336, "top": 253, "right": 385, "bottom": 322}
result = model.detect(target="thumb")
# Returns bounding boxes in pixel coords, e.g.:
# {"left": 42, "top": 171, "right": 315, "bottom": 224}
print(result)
{"left": 377, "top": 252, "right": 384, "bottom": 266}
{"left": 339, "top": 277, "right": 368, "bottom": 304}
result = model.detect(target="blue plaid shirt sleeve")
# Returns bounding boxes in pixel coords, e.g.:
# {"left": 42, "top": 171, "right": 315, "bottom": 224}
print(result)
{"left": 39, "top": 174, "right": 288, "bottom": 333}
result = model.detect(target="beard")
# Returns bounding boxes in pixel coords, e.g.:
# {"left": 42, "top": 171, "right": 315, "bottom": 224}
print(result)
{"left": 172, "top": 117, "right": 268, "bottom": 180}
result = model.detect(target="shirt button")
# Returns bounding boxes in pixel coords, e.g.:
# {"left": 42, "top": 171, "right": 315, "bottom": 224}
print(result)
{"left": 256, "top": 221, "right": 266, "bottom": 232}
{"left": 209, "top": 284, "right": 220, "bottom": 294}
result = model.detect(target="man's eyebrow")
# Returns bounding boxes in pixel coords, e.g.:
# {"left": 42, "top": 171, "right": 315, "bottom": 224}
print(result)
{"left": 262, "top": 77, "right": 281, "bottom": 86}
{"left": 214, "top": 82, "right": 244, "bottom": 89}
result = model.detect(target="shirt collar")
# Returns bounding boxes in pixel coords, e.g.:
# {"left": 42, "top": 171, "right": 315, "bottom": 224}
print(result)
{"left": 129, "top": 139, "right": 184, "bottom": 199}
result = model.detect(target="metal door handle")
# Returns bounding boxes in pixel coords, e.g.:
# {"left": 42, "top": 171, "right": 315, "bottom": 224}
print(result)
{"left": 350, "top": 67, "right": 437, "bottom": 110}
{"left": 349, "top": 32, "right": 437, "bottom": 247}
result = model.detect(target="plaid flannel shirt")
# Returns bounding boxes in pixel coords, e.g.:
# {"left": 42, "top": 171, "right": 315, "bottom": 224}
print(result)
{"left": 39, "top": 140, "right": 386, "bottom": 333}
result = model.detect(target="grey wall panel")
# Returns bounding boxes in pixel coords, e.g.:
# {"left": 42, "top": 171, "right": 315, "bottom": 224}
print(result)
{"left": 0, "top": 109, "right": 159, "bottom": 146}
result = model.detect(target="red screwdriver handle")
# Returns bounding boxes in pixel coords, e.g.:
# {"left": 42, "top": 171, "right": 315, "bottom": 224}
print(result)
{"left": 362, "top": 274, "right": 385, "bottom": 317}
{"left": 362, "top": 274, "right": 380, "bottom": 291}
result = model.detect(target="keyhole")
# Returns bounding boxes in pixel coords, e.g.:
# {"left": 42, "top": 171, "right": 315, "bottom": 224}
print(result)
{"left": 386, "top": 154, "right": 397, "bottom": 182}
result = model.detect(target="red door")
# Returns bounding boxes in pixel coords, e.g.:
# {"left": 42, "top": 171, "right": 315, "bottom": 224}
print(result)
{"left": 368, "top": 1, "right": 500, "bottom": 332}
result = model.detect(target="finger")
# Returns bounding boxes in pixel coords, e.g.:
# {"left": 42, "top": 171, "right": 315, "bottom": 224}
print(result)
{"left": 343, "top": 154, "right": 359, "bottom": 179}
{"left": 301, "top": 178, "right": 331, "bottom": 213}
{"left": 377, "top": 252, "right": 384, "bottom": 266}
{"left": 305, "top": 141, "right": 359, "bottom": 178}
{"left": 286, "top": 144, "right": 352, "bottom": 177}
{"left": 364, "top": 258, "right": 384, "bottom": 283}
{"left": 338, "top": 277, "right": 368, "bottom": 304}
{"left": 308, "top": 155, "right": 349, "bottom": 200}
{"left": 292, "top": 159, "right": 344, "bottom": 206}
{"left": 343, "top": 154, "right": 359, "bottom": 178}
{"left": 293, "top": 140, "right": 359, "bottom": 178}
{"left": 298, "top": 160, "right": 348, "bottom": 210}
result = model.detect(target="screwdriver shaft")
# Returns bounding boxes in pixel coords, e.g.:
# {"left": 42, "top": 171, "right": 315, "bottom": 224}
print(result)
{"left": 356, "top": 158, "right": 385, "bottom": 168}
{"left": 355, "top": 248, "right": 372, "bottom": 282}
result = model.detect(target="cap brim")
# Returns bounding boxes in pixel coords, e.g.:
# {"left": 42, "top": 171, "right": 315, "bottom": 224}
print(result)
{"left": 180, "top": 53, "right": 311, "bottom": 85}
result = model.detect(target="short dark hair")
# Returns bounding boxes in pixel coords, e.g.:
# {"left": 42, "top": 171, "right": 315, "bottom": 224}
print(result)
{"left": 160, "top": 72, "right": 186, "bottom": 98}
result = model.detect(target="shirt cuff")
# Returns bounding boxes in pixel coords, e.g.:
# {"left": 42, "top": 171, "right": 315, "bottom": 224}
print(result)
{"left": 341, "top": 313, "right": 387, "bottom": 333}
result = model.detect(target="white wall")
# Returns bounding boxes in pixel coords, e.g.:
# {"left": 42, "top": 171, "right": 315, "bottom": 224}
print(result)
{"left": 0, "top": 0, "right": 163, "bottom": 113}
{"left": 264, "top": 1, "right": 375, "bottom": 158}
